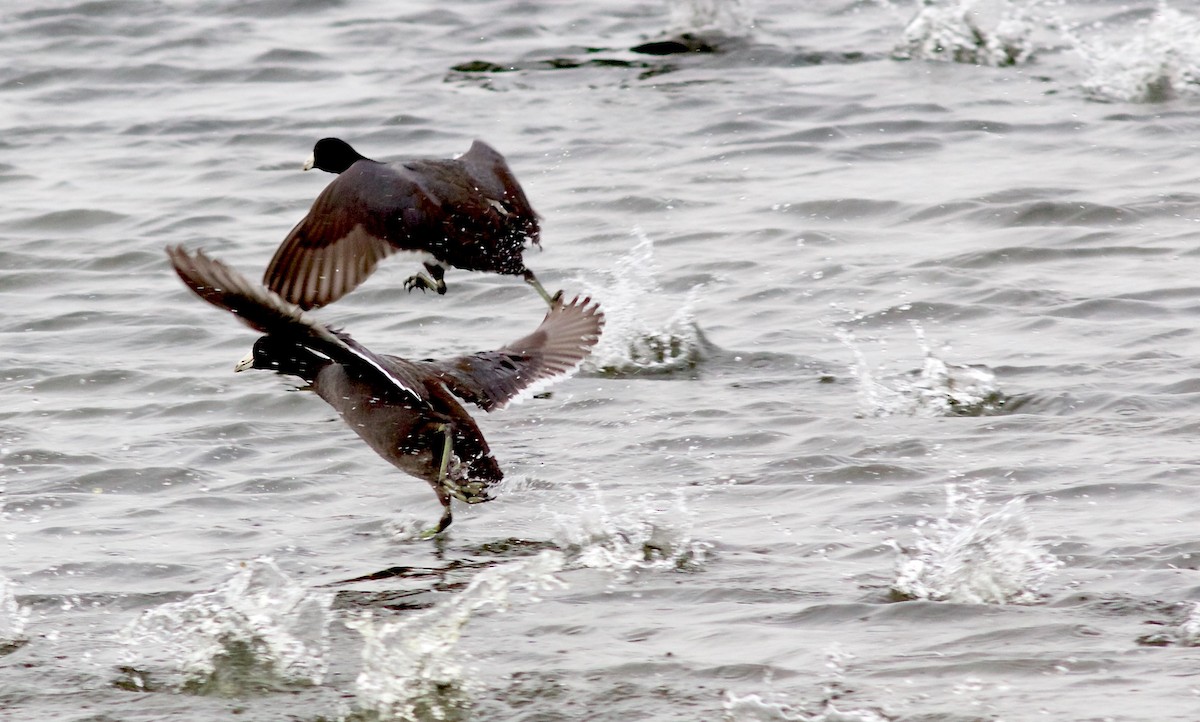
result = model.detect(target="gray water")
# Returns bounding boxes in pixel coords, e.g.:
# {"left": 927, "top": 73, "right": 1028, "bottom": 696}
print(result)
{"left": 5, "top": 0, "right": 1200, "bottom": 720}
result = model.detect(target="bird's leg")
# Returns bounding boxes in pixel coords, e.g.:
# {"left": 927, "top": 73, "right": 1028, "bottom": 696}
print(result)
{"left": 404, "top": 262, "right": 447, "bottom": 295}
{"left": 523, "top": 269, "right": 561, "bottom": 307}
{"left": 421, "top": 424, "right": 456, "bottom": 538}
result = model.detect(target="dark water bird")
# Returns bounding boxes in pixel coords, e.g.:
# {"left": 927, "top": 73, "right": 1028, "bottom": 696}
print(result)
{"left": 167, "top": 246, "right": 603, "bottom": 534}
{"left": 263, "top": 137, "right": 554, "bottom": 311}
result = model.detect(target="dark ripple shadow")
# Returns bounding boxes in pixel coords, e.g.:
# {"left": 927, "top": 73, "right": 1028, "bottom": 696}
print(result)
{"left": 447, "top": 33, "right": 880, "bottom": 87}
{"left": 916, "top": 242, "right": 1169, "bottom": 271}
{"left": 11, "top": 209, "right": 129, "bottom": 232}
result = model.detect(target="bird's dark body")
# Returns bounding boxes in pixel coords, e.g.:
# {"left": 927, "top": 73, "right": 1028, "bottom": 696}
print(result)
{"left": 265, "top": 139, "right": 542, "bottom": 310}
{"left": 346, "top": 156, "right": 533, "bottom": 274}
{"left": 310, "top": 355, "right": 504, "bottom": 507}
{"left": 167, "top": 246, "right": 601, "bottom": 532}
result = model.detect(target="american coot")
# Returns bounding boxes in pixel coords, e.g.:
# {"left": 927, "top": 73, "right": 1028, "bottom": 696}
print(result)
{"left": 263, "top": 138, "right": 555, "bottom": 311}
{"left": 167, "top": 246, "right": 603, "bottom": 534}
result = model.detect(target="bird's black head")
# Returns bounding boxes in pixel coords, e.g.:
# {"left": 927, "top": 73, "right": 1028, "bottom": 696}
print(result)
{"left": 304, "top": 137, "right": 369, "bottom": 174}
{"left": 236, "top": 336, "right": 330, "bottom": 382}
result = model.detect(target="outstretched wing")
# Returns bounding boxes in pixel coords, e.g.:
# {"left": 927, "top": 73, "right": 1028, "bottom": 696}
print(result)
{"left": 262, "top": 162, "right": 415, "bottom": 310}
{"left": 407, "top": 296, "right": 603, "bottom": 412}
{"left": 167, "top": 245, "right": 423, "bottom": 403}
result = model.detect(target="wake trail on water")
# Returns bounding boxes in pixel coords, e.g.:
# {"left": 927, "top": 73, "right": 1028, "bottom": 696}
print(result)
{"left": 116, "top": 552, "right": 567, "bottom": 719}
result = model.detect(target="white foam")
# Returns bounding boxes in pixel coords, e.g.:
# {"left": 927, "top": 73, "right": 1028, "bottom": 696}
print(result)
{"left": 724, "top": 646, "right": 892, "bottom": 722}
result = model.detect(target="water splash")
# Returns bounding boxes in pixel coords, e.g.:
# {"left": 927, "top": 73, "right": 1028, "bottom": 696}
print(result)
{"left": 840, "top": 324, "right": 1006, "bottom": 417}
{"left": 1073, "top": 4, "right": 1200, "bottom": 102}
{"left": 892, "top": 0, "right": 1034, "bottom": 67}
{"left": 667, "top": 0, "right": 754, "bottom": 35}
{"left": 579, "top": 230, "right": 705, "bottom": 376}
{"left": 345, "top": 550, "right": 565, "bottom": 721}
{"left": 119, "top": 557, "right": 334, "bottom": 694}
{"left": 551, "top": 486, "right": 710, "bottom": 575}
{"left": 1175, "top": 602, "right": 1200, "bottom": 646}
{"left": 0, "top": 574, "right": 30, "bottom": 653}
{"left": 890, "top": 483, "right": 1060, "bottom": 604}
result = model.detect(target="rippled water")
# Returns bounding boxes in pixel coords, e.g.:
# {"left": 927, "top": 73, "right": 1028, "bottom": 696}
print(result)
{"left": 6, "top": 0, "right": 1200, "bottom": 719}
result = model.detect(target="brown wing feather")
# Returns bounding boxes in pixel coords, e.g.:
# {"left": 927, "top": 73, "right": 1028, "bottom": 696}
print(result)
{"left": 264, "top": 142, "right": 541, "bottom": 308}
{"left": 407, "top": 296, "right": 604, "bottom": 412}
{"left": 263, "top": 165, "right": 402, "bottom": 310}
{"left": 167, "top": 245, "right": 424, "bottom": 403}
{"left": 459, "top": 140, "right": 540, "bottom": 246}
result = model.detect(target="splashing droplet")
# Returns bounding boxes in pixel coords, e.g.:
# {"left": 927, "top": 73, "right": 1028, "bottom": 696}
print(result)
{"left": 892, "top": 0, "right": 1034, "bottom": 67}
{"left": 120, "top": 557, "right": 334, "bottom": 693}
{"left": 839, "top": 323, "right": 1007, "bottom": 417}
{"left": 890, "top": 482, "right": 1060, "bottom": 604}
{"left": 347, "top": 551, "right": 566, "bottom": 720}
{"left": 551, "top": 486, "right": 710, "bottom": 576}
{"left": 579, "top": 230, "right": 705, "bottom": 376}
{"left": 1073, "top": 6, "right": 1200, "bottom": 102}
{"left": 0, "top": 574, "right": 29, "bottom": 654}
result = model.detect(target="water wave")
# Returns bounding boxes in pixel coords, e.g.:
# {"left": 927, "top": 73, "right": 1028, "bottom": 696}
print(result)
{"left": 723, "top": 648, "right": 892, "bottom": 722}
{"left": 119, "top": 557, "right": 334, "bottom": 694}
{"left": 345, "top": 551, "right": 565, "bottom": 721}
{"left": 890, "top": 483, "right": 1060, "bottom": 604}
